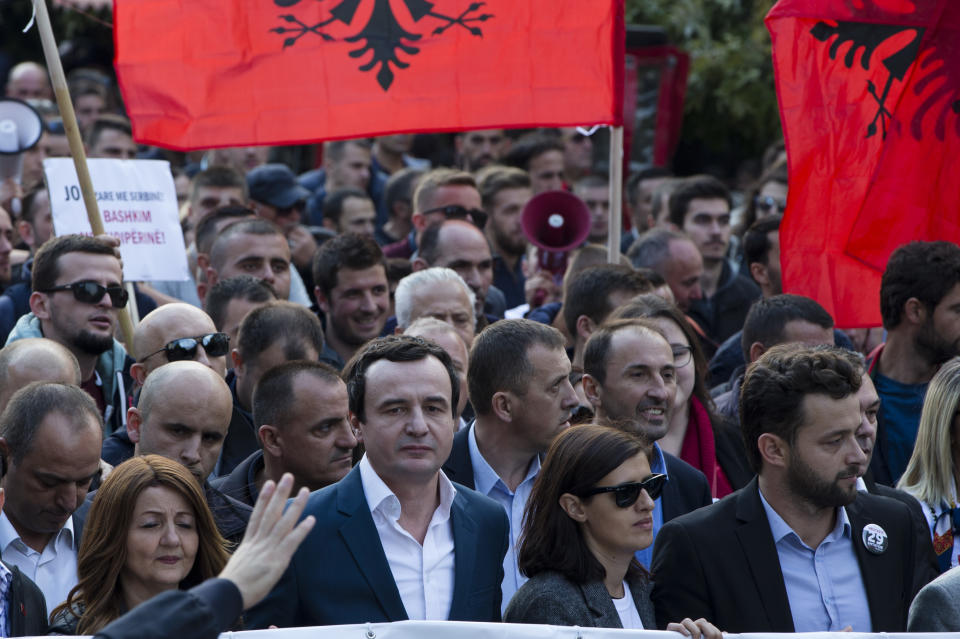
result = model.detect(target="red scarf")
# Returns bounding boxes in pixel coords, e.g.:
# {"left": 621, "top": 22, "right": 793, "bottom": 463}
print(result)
{"left": 679, "top": 396, "right": 733, "bottom": 499}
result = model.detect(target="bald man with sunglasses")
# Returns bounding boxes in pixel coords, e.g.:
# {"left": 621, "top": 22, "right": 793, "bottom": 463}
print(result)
{"left": 6, "top": 235, "right": 134, "bottom": 435}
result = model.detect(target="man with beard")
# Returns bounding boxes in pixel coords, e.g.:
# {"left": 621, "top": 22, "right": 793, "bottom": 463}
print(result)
{"left": 455, "top": 129, "right": 510, "bottom": 172}
{"left": 478, "top": 167, "right": 532, "bottom": 310}
{"left": 6, "top": 236, "right": 133, "bottom": 434}
{"left": 313, "top": 233, "right": 389, "bottom": 369}
{"left": 580, "top": 318, "right": 712, "bottom": 569}
{"left": 867, "top": 241, "right": 960, "bottom": 486}
{"left": 651, "top": 344, "right": 924, "bottom": 632}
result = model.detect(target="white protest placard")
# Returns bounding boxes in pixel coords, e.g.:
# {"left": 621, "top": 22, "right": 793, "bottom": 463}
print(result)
{"left": 43, "top": 158, "right": 190, "bottom": 282}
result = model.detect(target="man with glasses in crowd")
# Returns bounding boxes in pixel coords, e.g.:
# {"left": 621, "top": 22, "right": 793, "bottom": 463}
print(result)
{"left": 6, "top": 235, "right": 133, "bottom": 435}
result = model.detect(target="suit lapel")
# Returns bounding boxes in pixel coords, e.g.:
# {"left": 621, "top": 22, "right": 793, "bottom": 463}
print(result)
{"left": 447, "top": 493, "right": 478, "bottom": 619}
{"left": 336, "top": 468, "right": 408, "bottom": 621}
{"left": 846, "top": 498, "right": 898, "bottom": 631}
{"left": 734, "top": 480, "right": 795, "bottom": 631}
{"left": 441, "top": 425, "right": 475, "bottom": 489}
{"left": 579, "top": 581, "right": 619, "bottom": 627}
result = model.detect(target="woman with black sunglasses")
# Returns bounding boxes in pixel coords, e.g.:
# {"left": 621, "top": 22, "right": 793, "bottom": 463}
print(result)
{"left": 504, "top": 424, "right": 720, "bottom": 637}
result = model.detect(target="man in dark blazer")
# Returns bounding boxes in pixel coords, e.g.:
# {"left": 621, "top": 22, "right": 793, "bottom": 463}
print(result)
{"left": 651, "top": 344, "right": 924, "bottom": 632}
{"left": 246, "top": 335, "right": 508, "bottom": 628}
{"left": 580, "top": 318, "right": 712, "bottom": 568}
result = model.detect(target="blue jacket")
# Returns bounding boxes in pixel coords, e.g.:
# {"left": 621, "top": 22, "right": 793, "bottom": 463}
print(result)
{"left": 245, "top": 464, "right": 509, "bottom": 628}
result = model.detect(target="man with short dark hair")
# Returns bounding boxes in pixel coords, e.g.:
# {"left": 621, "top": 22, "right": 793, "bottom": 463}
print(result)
{"left": 622, "top": 167, "right": 673, "bottom": 251}
{"left": 712, "top": 295, "right": 837, "bottom": 422}
{"left": 404, "top": 318, "right": 470, "bottom": 423}
{"left": 651, "top": 344, "right": 926, "bottom": 632}
{"left": 573, "top": 174, "right": 610, "bottom": 245}
{"left": 205, "top": 218, "right": 293, "bottom": 302}
{"left": 0, "top": 382, "right": 103, "bottom": 608}
{"left": 502, "top": 135, "right": 566, "bottom": 194}
{"left": 376, "top": 168, "right": 424, "bottom": 246}
{"left": 668, "top": 175, "right": 760, "bottom": 345}
{"left": 455, "top": 129, "right": 510, "bottom": 172}
{"left": 246, "top": 335, "right": 509, "bottom": 627}
{"left": 124, "top": 361, "right": 251, "bottom": 544}
{"left": 322, "top": 189, "right": 377, "bottom": 237}
{"left": 581, "top": 318, "right": 712, "bottom": 569}
{"left": 476, "top": 167, "right": 532, "bottom": 309}
{"left": 7, "top": 235, "right": 133, "bottom": 434}
{"left": 84, "top": 114, "right": 137, "bottom": 160}
{"left": 869, "top": 241, "right": 960, "bottom": 485}
{"left": 205, "top": 275, "right": 278, "bottom": 347}
{"left": 226, "top": 301, "right": 325, "bottom": 474}
{"left": 301, "top": 139, "right": 384, "bottom": 226}
{"left": 214, "top": 361, "right": 356, "bottom": 507}
{"left": 562, "top": 265, "right": 652, "bottom": 368}
{"left": 188, "top": 167, "right": 248, "bottom": 229}
{"left": 312, "top": 233, "right": 389, "bottom": 369}
{"left": 443, "top": 319, "right": 578, "bottom": 611}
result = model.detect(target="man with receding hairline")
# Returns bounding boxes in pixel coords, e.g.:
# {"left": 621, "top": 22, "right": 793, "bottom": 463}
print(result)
{"left": 205, "top": 219, "right": 293, "bottom": 302}
{"left": 0, "top": 382, "right": 103, "bottom": 609}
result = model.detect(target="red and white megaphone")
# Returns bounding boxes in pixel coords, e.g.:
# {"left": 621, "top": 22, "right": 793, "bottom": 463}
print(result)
{"left": 0, "top": 99, "right": 44, "bottom": 214}
{"left": 521, "top": 190, "right": 592, "bottom": 280}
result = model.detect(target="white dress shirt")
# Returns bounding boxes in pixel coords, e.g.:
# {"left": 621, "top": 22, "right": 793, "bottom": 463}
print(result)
{"left": 358, "top": 456, "right": 457, "bottom": 620}
{"left": 0, "top": 511, "right": 77, "bottom": 611}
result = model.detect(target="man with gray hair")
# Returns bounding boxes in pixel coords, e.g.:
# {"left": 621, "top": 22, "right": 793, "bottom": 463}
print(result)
{"left": 629, "top": 228, "right": 704, "bottom": 313}
{"left": 0, "top": 338, "right": 80, "bottom": 412}
{"left": 0, "top": 382, "right": 103, "bottom": 609}
{"left": 395, "top": 267, "right": 476, "bottom": 347}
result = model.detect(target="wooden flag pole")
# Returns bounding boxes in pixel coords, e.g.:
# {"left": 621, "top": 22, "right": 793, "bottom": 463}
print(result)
{"left": 607, "top": 125, "right": 624, "bottom": 264}
{"left": 31, "top": 0, "right": 138, "bottom": 356}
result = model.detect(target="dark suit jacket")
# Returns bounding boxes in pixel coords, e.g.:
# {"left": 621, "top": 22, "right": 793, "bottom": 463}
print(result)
{"left": 504, "top": 569, "right": 656, "bottom": 629}
{"left": 443, "top": 425, "right": 712, "bottom": 523}
{"left": 94, "top": 578, "right": 241, "bottom": 639}
{"left": 4, "top": 562, "right": 47, "bottom": 637}
{"left": 650, "top": 478, "right": 922, "bottom": 633}
{"left": 245, "top": 464, "right": 509, "bottom": 628}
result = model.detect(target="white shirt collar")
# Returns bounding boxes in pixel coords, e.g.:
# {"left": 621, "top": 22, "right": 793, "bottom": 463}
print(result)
{"left": 0, "top": 509, "right": 75, "bottom": 553}
{"left": 358, "top": 455, "right": 457, "bottom": 521}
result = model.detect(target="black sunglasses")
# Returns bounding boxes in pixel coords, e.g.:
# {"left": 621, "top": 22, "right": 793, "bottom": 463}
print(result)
{"left": 580, "top": 473, "right": 667, "bottom": 507}
{"left": 141, "top": 332, "right": 230, "bottom": 363}
{"left": 422, "top": 204, "right": 487, "bottom": 229}
{"left": 38, "top": 281, "right": 129, "bottom": 308}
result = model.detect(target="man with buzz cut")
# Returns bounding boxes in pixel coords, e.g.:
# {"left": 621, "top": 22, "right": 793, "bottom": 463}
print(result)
{"left": 651, "top": 344, "right": 926, "bottom": 632}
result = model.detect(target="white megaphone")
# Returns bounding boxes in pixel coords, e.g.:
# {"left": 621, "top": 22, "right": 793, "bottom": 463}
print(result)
{"left": 0, "top": 98, "right": 44, "bottom": 183}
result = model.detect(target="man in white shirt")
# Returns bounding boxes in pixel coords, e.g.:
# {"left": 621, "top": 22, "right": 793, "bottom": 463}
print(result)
{"left": 442, "top": 319, "right": 578, "bottom": 611}
{"left": 246, "top": 334, "right": 508, "bottom": 628}
{"left": 0, "top": 382, "right": 102, "bottom": 610}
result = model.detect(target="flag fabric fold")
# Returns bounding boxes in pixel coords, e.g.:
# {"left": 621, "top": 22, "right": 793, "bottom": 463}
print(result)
{"left": 767, "top": 0, "right": 959, "bottom": 328}
{"left": 114, "top": 0, "right": 624, "bottom": 150}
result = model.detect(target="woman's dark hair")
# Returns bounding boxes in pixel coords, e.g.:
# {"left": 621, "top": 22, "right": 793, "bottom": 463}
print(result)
{"left": 609, "top": 294, "right": 716, "bottom": 413}
{"left": 517, "top": 424, "right": 651, "bottom": 584}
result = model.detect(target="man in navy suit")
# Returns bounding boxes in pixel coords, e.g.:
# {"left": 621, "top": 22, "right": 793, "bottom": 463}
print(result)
{"left": 246, "top": 335, "right": 509, "bottom": 628}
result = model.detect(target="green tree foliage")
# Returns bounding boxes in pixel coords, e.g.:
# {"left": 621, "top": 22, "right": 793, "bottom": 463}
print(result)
{"left": 626, "top": 0, "right": 781, "bottom": 178}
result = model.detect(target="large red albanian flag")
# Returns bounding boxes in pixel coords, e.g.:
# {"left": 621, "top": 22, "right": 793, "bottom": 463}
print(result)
{"left": 114, "top": 0, "right": 624, "bottom": 150}
{"left": 767, "top": 0, "right": 960, "bottom": 328}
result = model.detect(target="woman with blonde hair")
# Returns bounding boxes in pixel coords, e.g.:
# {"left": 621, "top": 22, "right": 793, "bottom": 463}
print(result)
{"left": 49, "top": 455, "right": 230, "bottom": 634}
{"left": 898, "top": 357, "right": 960, "bottom": 572}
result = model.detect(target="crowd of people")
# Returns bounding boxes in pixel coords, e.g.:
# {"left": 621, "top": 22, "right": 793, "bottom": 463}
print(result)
{"left": 0, "top": 58, "right": 958, "bottom": 638}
